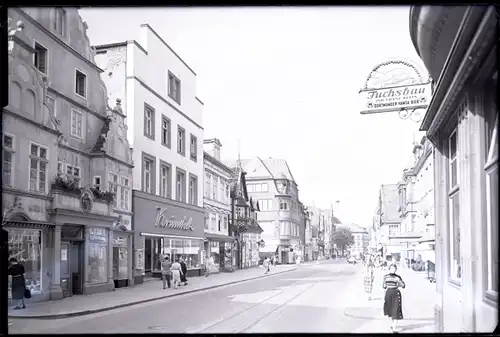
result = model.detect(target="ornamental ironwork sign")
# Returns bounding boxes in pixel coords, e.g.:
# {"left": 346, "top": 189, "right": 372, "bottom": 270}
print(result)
{"left": 358, "top": 58, "right": 432, "bottom": 122}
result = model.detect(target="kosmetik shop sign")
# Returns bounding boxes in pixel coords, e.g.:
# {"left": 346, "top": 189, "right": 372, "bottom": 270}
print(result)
{"left": 359, "top": 82, "right": 431, "bottom": 115}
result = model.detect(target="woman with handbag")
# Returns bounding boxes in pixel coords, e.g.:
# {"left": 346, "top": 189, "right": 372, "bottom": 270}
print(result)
{"left": 8, "top": 258, "right": 27, "bottom": 309}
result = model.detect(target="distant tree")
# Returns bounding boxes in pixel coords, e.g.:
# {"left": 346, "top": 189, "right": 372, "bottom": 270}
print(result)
{"left": 332, "top": 228, "right": 355, "bottom": 257}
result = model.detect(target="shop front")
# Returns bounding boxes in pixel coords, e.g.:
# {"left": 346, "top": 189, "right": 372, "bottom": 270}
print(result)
{"left": 241, "top": 232, "right": 260, "bottom": 268}
{"left": 112, "top": 229, "right": 133, "bottom": 288}
{"left": 204, "top": 233, "right": 235, "bottom": 272}
{"left": 132, "top": 191, "right": 205, "bottom": 283}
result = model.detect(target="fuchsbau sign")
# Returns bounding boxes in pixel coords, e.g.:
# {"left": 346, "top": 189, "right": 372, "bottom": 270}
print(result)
{"left": 154, "top": 207, "right": 194, "bottom": 231}
{"left": 359, "top": 82, "right": 432, "bottom": 115}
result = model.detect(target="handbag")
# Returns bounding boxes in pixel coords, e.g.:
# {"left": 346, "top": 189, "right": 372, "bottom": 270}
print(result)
{"left": 24, "top": 288, "right": 31, "bottom": 299}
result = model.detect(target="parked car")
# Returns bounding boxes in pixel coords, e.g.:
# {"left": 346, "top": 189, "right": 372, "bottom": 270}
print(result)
{"left": 347, "top": 256, "right": 357, "bottom": 264}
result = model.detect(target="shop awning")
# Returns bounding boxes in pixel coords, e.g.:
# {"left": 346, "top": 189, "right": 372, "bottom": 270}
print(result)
{"left": 204, "top": 233, "right": 236, "bottom": 243}
{"left": 4, "top": 220, "right": 54, "bottom": 229}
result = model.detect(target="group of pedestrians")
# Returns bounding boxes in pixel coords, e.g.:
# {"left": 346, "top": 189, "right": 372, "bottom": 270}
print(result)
{"left": 363, "top": 255, "right": 406, "bottom": 333}
{"left": 160, "top": 255, "right": 188, "bottom": 290}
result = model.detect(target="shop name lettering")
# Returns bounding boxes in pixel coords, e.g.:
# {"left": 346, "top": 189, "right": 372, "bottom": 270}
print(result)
{"left": 154, "top": 207, "right": 194, "bottom": 231}
{"left": 366, "top": 86, "right": 427, "bottom": 100}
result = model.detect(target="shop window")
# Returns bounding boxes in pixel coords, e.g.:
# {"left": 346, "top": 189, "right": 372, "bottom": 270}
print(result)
{"left": 7, "top": 229, "right": 42, "bottom": 297}
{"left": 448, "top": 128, "right": 461, "bottom": 283}
{"left": 160, "top": 238, "right": 201, "bottom": 269}
{"left": 88, "top": 228, "right": 108, "bottom": 284}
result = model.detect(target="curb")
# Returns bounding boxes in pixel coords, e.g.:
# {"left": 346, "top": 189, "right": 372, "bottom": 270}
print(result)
{"left": 9, "top": 267, "right": 298, "bottom": 320}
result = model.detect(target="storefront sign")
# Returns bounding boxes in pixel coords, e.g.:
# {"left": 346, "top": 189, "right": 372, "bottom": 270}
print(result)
{"left": 359, "top": 82, "right": 431, "bottom": 114}
{"left": 89, "top": 227, "right": 107, "bottom": 244}
{"left": 154, "top": 207, "right": 194, "bottom": 231}
{"left": 113, "top": 236, "right": 128, "bottom": 247}
{"left": 134, "top": 249, "right": 144, "bottom": 270}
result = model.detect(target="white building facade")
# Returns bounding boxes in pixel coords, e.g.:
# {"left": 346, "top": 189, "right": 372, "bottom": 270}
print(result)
{"left": 202, "top": 139, "right": 234, "bottom": 272}
{"left": 94, "top": 24, "right": 206, "bottom": 282}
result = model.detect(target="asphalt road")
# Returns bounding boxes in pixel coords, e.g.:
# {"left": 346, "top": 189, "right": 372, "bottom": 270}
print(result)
{"left": 10, "top": 260, "right": 372, "bottom": 334}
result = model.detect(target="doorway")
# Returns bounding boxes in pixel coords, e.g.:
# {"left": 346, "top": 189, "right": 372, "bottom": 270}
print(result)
{"left": 60, "top": 241, "right": 84, "bottom": 297}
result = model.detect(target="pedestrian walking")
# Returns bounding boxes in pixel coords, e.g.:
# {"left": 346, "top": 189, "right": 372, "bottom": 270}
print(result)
{"left": 364, "top": 256, "right": 375, "bottom": 300}
{"left": 205, "top": 256, "right": 212, "bottom": 277}
{"left": 263, "top": 257, "right": 270, "bottom": 274}
{"left": 8, "top": 258, "right": 27, "bottom": 310}
{"left": 161, "top": 255, "right": 172, "bottom": 289}
{"left": 179, "top": 257, "right": 188, "bottom": 286}
{"left": 170, "top": 259, "right": 183, "bottom": 289}
{"left": 382, "top": 263, "right": 406, "bottom": 333}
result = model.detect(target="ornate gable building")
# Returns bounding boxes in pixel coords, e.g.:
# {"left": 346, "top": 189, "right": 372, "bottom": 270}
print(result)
{"left": 4, "top": 8, "right": 133, "bottom": 302}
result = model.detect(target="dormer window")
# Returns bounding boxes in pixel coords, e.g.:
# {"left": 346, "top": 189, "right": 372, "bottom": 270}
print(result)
{"left": 54, "top": 8, "right": 66, "bottom": 36}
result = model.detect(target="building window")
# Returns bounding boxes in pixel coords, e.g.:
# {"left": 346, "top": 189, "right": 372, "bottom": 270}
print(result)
{"left": 205, "top": 216, "right": 209, "bottom": 230}
{"left": 258, "top": 199, "right": 273, "bottom": 211}
{"left": 176, "top": 169, "right": 186, "bottom": 202}
{"left": 223, "top": 215, "right": 228, "bottom": 231}
{"left": 168, "top": 71, "right": 181, "bottom": 104}
{"left": 189, "top": 174, "right": 198, "bottom": 206}
{"left": 485, "top": 116, "right": 498, "bottom": 295}
{"left": 66, "top": 164, "right": 81, "bottom": 187}
{"left": 75, "top": 70, "right": 86, "bottom": 98}
{"left": 7, "top": 229, "right": 42, "bottom": 297}
{"left": 255, "top": 183, "right": 262, "bottom": 192}
{"left": 161, "top": 115, "right": 171, "bottom": 148}
{"left": 226, "top": 183, "right": 230, "bottom": 199}
{"left": 108, "top": 172, "right": 118, "bottom": 208}
{"left": 120, "top": 177, "right": 130, "bottom": 211}
{"left": 261, "top": 183, "right": 269, "bottom": 192}
{"left": 213, "top": 175, "right": 218, "bottom": 200}
{"left": 34, "top": 42, "right": 47, "bottom": 74}
{"left": 142, "top": 157, "right": 153, "bottom": 194}
{"left": 204, "top": 172, "right": 211, "bottom": 198}
{"left": 93, "top": 176, "right": 101, "bottom": 190}
{"left": 53, "top": 7, "right": 66, "bottom": 36}
{"left": 190, "top": 134, "right": 197, "bottom": 162}
{"left": 3, "top": 134, "right": 14, "bottom": 187}
{"left": 29, "top": 143, "right": 48, "bottom": 193}
{"left": 177, "top": 126, "right": 185, "bottom": 156}
{"left": 70, "top": 109, "right": 83, "bottom": 138}
{"left": 389, "top": 224, "right": 400, "bottom": 236}
{"left": 220, "top": 180, "right": 225, "bottom": 203}
{"left": 160, "top": 162, "right": 172, "bottom": 199}
{"left": 279, "top": 200, "right": 288, "bottom": 210}
{"left": 448, "top": 129, "right": 461, "bottom": 282}
{"left": 144, "top": 104, "right": 155, "bottom": 140}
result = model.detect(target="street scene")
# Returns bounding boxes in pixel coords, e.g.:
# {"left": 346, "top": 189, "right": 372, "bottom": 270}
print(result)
{"left": 2, "top": 5, "right": 498, "bottom": 334}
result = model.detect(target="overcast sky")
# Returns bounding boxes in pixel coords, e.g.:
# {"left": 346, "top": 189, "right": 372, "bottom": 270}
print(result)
{"left": 80, "top": 6, "right": 426, "bottom": 227}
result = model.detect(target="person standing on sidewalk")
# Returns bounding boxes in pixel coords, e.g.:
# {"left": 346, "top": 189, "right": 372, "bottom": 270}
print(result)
{"left": 161, "top": 255, "right": 172, "bottom": 290}
{"left": 382, "top": 263, "right": 406, "bottom": 333}
{"left": 179, "top": 257, "right": 188, "bottom": 286}
{"left": 263, "top": 257, "right": 270, "bottom": 274}
{"left": 364, "top": 256, "right": 375, "bottom": 300}
{"left": 8, "top": 258, "right": 26, "bottom": 310}
{"left": 170, "top": 258, "right": 183, "bottom": 289}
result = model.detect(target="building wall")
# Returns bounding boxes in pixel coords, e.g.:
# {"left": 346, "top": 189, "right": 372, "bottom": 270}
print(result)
{"left": 203, "top": 154, "right": 231, "bottom": 236}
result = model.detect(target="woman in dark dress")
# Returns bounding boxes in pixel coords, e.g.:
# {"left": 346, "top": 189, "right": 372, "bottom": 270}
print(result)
{"left": 383, "top": 263, "right": 405, "bottom": 333}
{"left": 179, "top": 257, "right": 188, "bottom": 286}
{"left": 8, "top": 258, "right": 26, "bottom": 309}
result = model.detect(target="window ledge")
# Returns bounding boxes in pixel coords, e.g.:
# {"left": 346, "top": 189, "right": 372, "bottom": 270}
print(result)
{"left": 448, "top": 278, "right": 462, "bottom": 289}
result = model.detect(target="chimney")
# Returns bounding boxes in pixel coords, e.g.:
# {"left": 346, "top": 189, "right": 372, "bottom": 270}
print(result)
{"left": 203, "top": 138, "right": 222, "bottom": 161}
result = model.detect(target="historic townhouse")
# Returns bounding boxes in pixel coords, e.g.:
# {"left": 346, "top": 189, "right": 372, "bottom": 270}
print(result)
{"left": 373, "top": 184, "right": 401, "bottom": 261}
{"left": 226, "top": 157, "right": 302, "bottom": 265}
{"left": 94, "top": 23, "right": 205, "bottom": 281}
{"left": 4, "top": 7, "right": 134, "bottom": 302}
{"left": 203, "top": 139, "right": 235, "bottom": 272}
{"left": 410, "top": 5, "right": 497, "bottom": 332}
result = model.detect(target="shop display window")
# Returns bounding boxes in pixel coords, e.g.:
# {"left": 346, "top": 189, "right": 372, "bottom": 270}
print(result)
{"left": 210, "top": 241, "right": 221, "bottom": 270}
{"left": 159, "top": 237, "right": 202, "bottom": 269}
{"left": 88, "top": 227, "right": 108, "bottom": 284}
{"left": 8, "top": 229, "right": 42, "bottom": 297}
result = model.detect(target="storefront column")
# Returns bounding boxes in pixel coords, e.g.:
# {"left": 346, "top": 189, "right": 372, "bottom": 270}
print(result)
{"left": 128, "top": 233, "right": 134, "bottom": 285}
{"left": 83, "top": 227, "right": 90, "bottom": 288}
{"left": 107, "top": 230, "right": 115, "bottom": 290}
{"left": 50, "top": 225, "right": 63, "bottom": 300}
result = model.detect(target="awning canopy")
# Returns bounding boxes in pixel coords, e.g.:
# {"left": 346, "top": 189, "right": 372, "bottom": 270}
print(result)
{"left": 204, "top": 233, "right": 235, "bottom": 243}
{"left": 4, "top": 220, "right": 54, "bottom": 229}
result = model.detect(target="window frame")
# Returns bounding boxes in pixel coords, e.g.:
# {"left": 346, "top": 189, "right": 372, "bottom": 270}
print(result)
{"left": 279, "top": 200, "right": 288, "bottom": 211}
{"left": 204, "top": 171, "right": 211, "bottom": 198}
{"left": 28, "top": 142, "right": 48, "bottom": 194}
{"left": 175, "top": 167, "right": 187, "bottom": 203}
{"left": 119, "top": 176, "right": 130, "bottom": 211}
{"left": 141, "top": 152, "right": 156, "bottom": 195}
{"left": 93, "top": 175, "right": 101, "bottom": 190}
{"left": 3, "top": 133, "right": 15, "bottom": 187}
{"left": 159, "top": 160, "right": 172, "bottom": 199}
{"left": 447, "top": 125, "right": 461, "bottom": 285}
{"left": 190, "top": 134, "right": 197, "bottom": 162}
{"left": 212, "top": 174, "right": 218, "bottom": 200}
{"left": 161, "top": 114, "right": 171, "bottom": 148}
{"left": 144, "top": 103, "right": 155, "bottom": 140}
{"left": 261, "top": 182, "right": 269, "bottom": 192}
{"left": 168, "top": 71, "right": 181, "bottom": 104}
{"left": 33, "top": 40, "right": 48, "bottom": 75}
{"left": 74, "top": 69, "right": 87, "bottom": 99}
{"left": 188, "top": 173, "right": 198, "bottom": 206}
{"left": 53, "top": 7, "right": 66, "bottom": 36}
{"left": 108, "top": 172, "right": 119, "bottom": 208}
{"left": 177, "top": 126, "right": 186, "bottom": 156}
{"left": 70, "top": 108, "right": 84, "bottom": 139}
{"left": 65, "top": 164, "right": 81, "bottom": 187}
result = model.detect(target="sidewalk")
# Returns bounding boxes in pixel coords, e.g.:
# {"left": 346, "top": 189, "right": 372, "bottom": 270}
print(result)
{"left": 348, "top": 268, "right": 436, "bottom": 333}
{"left": 9, "top": 264, "right": 297, "bottom": 319}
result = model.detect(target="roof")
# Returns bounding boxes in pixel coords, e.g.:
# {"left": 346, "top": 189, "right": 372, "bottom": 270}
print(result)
{"left": 224, "top": 157, "right": 296, "bottom": 184}
{"left": 337, "top": 223, "right": 369, "bottom": 234}
{"left": 380, "top": 184, "right": 400, "bottom": 224}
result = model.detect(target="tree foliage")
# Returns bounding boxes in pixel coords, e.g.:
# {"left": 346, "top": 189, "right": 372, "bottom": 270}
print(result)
{"left": 332, "top": 228, "right": 355, "bottom": 250}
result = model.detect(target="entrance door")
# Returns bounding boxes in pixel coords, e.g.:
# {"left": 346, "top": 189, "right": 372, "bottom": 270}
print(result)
{"left": 60, "top": 243, "right": 71, "bottom": 297}
{"left": 70, "top": 242, "right": 84, "bottom": 295}
{"left": 145, "top": 238, "right": 152, "bottom": 274}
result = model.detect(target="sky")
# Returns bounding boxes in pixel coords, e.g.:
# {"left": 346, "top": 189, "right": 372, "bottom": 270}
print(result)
{"left": 79, "top": 6, "right": 427, "bottom": 227}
